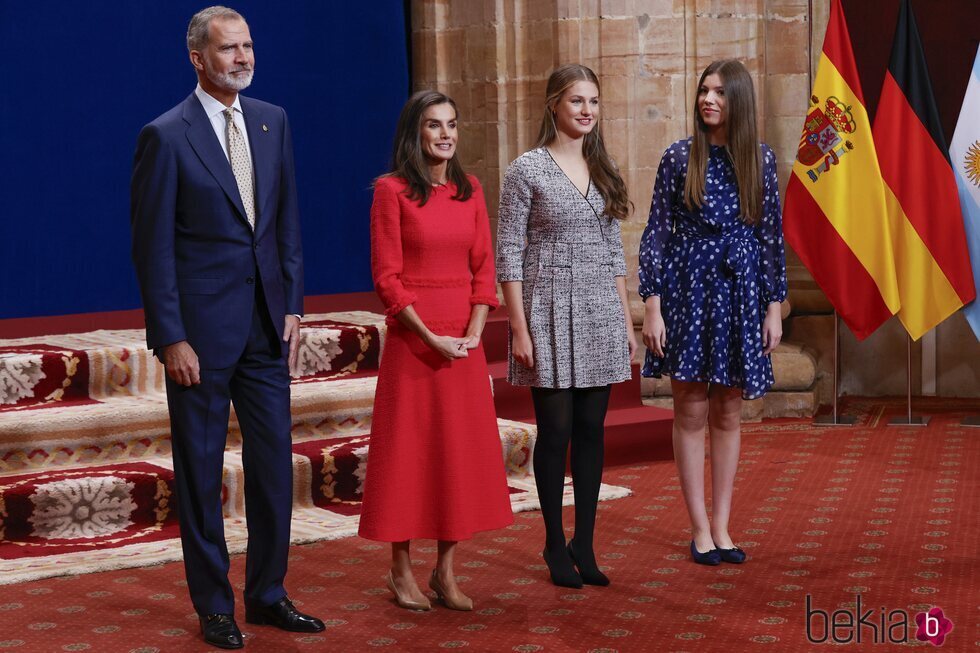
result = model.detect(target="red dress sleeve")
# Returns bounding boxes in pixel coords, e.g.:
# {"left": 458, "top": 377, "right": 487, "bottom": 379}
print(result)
{"left": 371, "top": 178, "right": 418, "bottom": 317}
{"left": 468, "top": 178, "right": 500, "bottom": 309}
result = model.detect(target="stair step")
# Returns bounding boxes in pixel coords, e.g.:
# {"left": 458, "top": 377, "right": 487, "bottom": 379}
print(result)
{"left": 0, "top": 312, "right": 384, "bottom": 411}
{"left": 787, "top": 287, "right": 834, "bottom": 314}
{"left": 488, "top": 361, "right": 674, "bottom": 465}
{"left": 488, "top": 360, "right": 531, "bottom": 421}
{"left": 604, "top": 405, "right": 674, "bottom": 465}
{"left": 0, "top": 375, "right": 380, "bottom": 473}
{"left": 0, "top": 419, "right": 536, "bottom": 551}
{"left": 481, "top": 311, "right": 511, "bottom": 363}
{"left": 489, "top": 363, "right": 660, "bottom": 414}
{"left": 644, "top": 395, "right": 767, "bottom": 422}
{"left": 763, "top": 390, "right": 818, "bottom": 419}
{"left": 638, "top": 343, "right": 818, "bottom": 396}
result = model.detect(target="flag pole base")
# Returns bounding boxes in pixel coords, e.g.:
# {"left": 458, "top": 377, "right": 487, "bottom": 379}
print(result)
{"left": 960, "top": 416, "right": 980, "bottom": 428}
{"left": 887, "top": 415, "right": 931, "bottom": 427}
{"left": 813, "top": 412, "right": 857, "bottom": 426}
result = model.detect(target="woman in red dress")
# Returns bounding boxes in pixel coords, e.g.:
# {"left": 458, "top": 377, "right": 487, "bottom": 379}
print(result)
{"left": 357, "top": 90, "right": 514, "bottom": 612}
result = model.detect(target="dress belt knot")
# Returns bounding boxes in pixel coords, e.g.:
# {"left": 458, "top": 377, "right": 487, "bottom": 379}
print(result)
{"left": 675, "top": 232, "right": 756, "bottom": 280}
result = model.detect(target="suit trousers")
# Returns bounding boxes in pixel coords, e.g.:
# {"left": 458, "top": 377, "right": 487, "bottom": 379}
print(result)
{"left": 165, "top": 286, "right": 293, "bottom": 615}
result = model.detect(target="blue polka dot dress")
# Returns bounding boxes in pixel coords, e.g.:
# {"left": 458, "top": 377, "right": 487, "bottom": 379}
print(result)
{"left": 638, "top": 138, "right": 788, "bottom": 399}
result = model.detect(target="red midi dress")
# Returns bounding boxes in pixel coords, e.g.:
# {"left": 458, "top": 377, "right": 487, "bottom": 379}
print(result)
{"left": 357, "top": 175, "right": 514, "bottom": 542}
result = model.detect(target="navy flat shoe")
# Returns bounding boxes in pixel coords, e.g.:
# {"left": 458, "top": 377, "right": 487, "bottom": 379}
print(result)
{"left": 689, "top": 540, "right": 721, "bottom": 566}
{"left": 716, "top": 546, "right": 747, "bottom": 564}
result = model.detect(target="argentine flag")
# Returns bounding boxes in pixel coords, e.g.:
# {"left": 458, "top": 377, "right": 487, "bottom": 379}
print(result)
{"left": 951, "top": 44, "right": 980, "bottom": 340}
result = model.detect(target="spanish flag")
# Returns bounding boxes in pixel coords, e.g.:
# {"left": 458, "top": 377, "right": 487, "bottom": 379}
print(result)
{"left": 872, "top": 0, "right": 977, "bottom": 340}
{"left": 783, "top": 0, "right": 900, "bottom": 341}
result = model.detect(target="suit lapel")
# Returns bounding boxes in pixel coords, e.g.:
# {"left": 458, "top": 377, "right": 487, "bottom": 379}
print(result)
{"left": 181, "top": 94, "right": 250, "bottom": 227}
{"left": 241, "top": 97, "right": 277, "bottom": 236}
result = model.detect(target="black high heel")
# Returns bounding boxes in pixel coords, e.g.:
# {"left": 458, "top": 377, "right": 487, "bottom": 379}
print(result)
{"left": 542, "top": 547, "right": 583, "bottom": 588}
{"left": 567, "top": 540, "right": 610, "bottom": 586}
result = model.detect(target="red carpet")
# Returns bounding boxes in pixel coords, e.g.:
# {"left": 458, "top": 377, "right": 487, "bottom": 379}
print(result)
{"left": 1, "top": 398, "right": 975, "bottom": 652}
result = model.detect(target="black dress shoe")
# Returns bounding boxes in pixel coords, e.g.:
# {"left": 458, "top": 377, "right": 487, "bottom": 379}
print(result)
{"left": 199, "top": 613, "right": 243, "bottom": 650}
{"left": 245, "top": 596, "right": 325, "bottom": 633}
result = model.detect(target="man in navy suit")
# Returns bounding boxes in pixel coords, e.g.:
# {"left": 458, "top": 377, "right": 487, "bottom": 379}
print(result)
{"left": 130, "top": 6, "right": 323, "bottom": 648}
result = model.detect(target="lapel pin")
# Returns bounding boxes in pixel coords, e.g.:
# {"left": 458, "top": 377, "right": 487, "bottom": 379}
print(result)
{"left": 262, "top": 124, "right": 269, "bottom": 132}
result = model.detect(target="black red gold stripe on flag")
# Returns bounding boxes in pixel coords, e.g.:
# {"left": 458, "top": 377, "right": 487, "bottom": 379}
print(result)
{"left": 783, "top": 0, "right": 899, "bottom": 341}
{"left": 872, "top": 0, "right": 977, "bottom": 340}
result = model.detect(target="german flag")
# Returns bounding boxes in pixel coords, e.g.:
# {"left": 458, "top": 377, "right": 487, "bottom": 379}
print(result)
{"left": 872, "top": 0, "right": 977, "bottom": 340}
{"left": 783, "top": 0, "right": 900, "bottom": 340}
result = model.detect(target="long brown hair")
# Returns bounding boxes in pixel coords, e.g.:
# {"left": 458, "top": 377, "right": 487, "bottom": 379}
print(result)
{"left": 385, "top": 90, "right": 472, "bottom": 206}
{"left": 683, "top": 59, "right": 762, "bottom": 225}
{"left": 535, "top": 64, "right": 632, "bottom": 220}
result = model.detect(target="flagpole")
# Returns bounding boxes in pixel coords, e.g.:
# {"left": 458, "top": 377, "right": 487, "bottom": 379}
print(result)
{"left": 888, "top": 334, "right": 930, "bottom": 426}
{"left": 814, "top": 312, "right": 856, "bottom": 426}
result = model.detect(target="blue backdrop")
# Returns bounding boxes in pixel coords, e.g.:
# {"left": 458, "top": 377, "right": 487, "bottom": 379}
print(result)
{"left": 0, "top": 1, "right": 408, "bottom": 319}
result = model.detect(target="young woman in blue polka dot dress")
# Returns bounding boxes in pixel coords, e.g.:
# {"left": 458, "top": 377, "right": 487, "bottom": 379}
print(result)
{"left": 638, "top": 59, "right": 787, "bottom": 566}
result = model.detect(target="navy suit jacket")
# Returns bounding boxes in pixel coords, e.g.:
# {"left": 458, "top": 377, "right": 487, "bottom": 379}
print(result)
{"left": 131, "top": 93, "right": 304, "bottom": 369}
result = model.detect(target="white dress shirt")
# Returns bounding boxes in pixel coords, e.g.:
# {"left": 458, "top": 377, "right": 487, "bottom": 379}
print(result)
{"left": 194, "top": 84, "right": 253, "bottom": 164}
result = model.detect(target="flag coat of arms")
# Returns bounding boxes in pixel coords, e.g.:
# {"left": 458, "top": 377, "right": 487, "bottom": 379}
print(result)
{"left": 783, "top": 0, "right": 900, "bottom": 340}
{"left": 949, "top": 44, "right": 980, "bottom": 340}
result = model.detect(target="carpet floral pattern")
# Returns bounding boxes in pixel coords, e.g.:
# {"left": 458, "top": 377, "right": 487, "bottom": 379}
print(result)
{"left": 0, "top": 312, "right": 383, "bottom": 413}
{"left": 0, "top": 419, "right": 594, "bottom": 584}
{"left": 0, "top": 399, "right": 975, "bottom": 651}
{"left": 0, "top": 313, "right": 385, "bottom": 473}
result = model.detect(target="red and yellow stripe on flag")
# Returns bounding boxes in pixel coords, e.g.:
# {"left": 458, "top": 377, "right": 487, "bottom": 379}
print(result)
{"left": 872, "top": 0, "right": 976, "bottom": 340}
{"left": 783, "top": 0, "right": 900, "bottom": 341}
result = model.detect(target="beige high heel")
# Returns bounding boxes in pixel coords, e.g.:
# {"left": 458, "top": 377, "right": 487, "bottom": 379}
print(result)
{"left": 428, "top": 570, "right": 474, "bottom": 611}
{"left": 386, "top": 571, "right": 431, "bottom": 611}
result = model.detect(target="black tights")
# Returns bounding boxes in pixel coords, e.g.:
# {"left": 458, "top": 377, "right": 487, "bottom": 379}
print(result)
{"left": 531, "top": 385, "right": 611, "bottom": 554}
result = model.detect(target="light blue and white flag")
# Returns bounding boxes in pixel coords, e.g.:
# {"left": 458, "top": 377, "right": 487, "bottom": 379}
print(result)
{"left": 950, "top": 44, "right": 980, "bottom": 339}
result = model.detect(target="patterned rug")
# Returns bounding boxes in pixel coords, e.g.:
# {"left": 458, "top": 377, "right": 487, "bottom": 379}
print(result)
{"left": 0, "top": 314, "right": 629, "bottom": 587}
{"left": 0, "top": 398, "right": 974, "bottom": 652}
{"left": 0, "top": 311, "right": 384, "bottom": 412}
{"left": 0, "top": 418, "right": 630, "bottom": 585}
{"left": 0, "top": 312, "right": 385, "bottom": 472}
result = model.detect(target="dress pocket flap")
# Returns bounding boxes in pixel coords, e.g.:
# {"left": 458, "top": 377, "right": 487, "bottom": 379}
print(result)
{"left": 544, "top": 242, "right": 572, "bottom": 268}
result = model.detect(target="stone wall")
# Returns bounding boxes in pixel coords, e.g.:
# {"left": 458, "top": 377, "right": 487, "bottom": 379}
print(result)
{"left": 410, "top": 0, "right": 979, "bottom": 402}
{"left": 412, "top": 0, "right": 812, "bottom": 283}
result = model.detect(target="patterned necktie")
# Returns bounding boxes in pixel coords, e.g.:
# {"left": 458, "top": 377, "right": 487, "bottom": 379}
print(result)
{"left": 223, "top": 107, "right": 256, "bottom": 230}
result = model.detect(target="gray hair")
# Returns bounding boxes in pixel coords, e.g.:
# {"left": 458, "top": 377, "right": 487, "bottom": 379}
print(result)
{"left": 186, "top": 6, "right": 245, "bottom": 53}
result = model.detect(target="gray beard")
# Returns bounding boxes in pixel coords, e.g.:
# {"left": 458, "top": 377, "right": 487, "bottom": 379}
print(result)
{"left": 206, "top": 66, "right": 254, "bottom": 92}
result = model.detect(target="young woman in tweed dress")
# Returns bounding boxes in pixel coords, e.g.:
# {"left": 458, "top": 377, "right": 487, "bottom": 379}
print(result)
{"left": 496, "top": 64, "right": 636, "bottom": 588}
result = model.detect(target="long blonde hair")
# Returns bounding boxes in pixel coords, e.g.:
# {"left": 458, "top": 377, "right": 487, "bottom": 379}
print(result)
{"left": 683, "top": 59, "right": 762, "bottom": 225}
{"left": 535, "top": 64, "right": 632, "bottom": 220}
